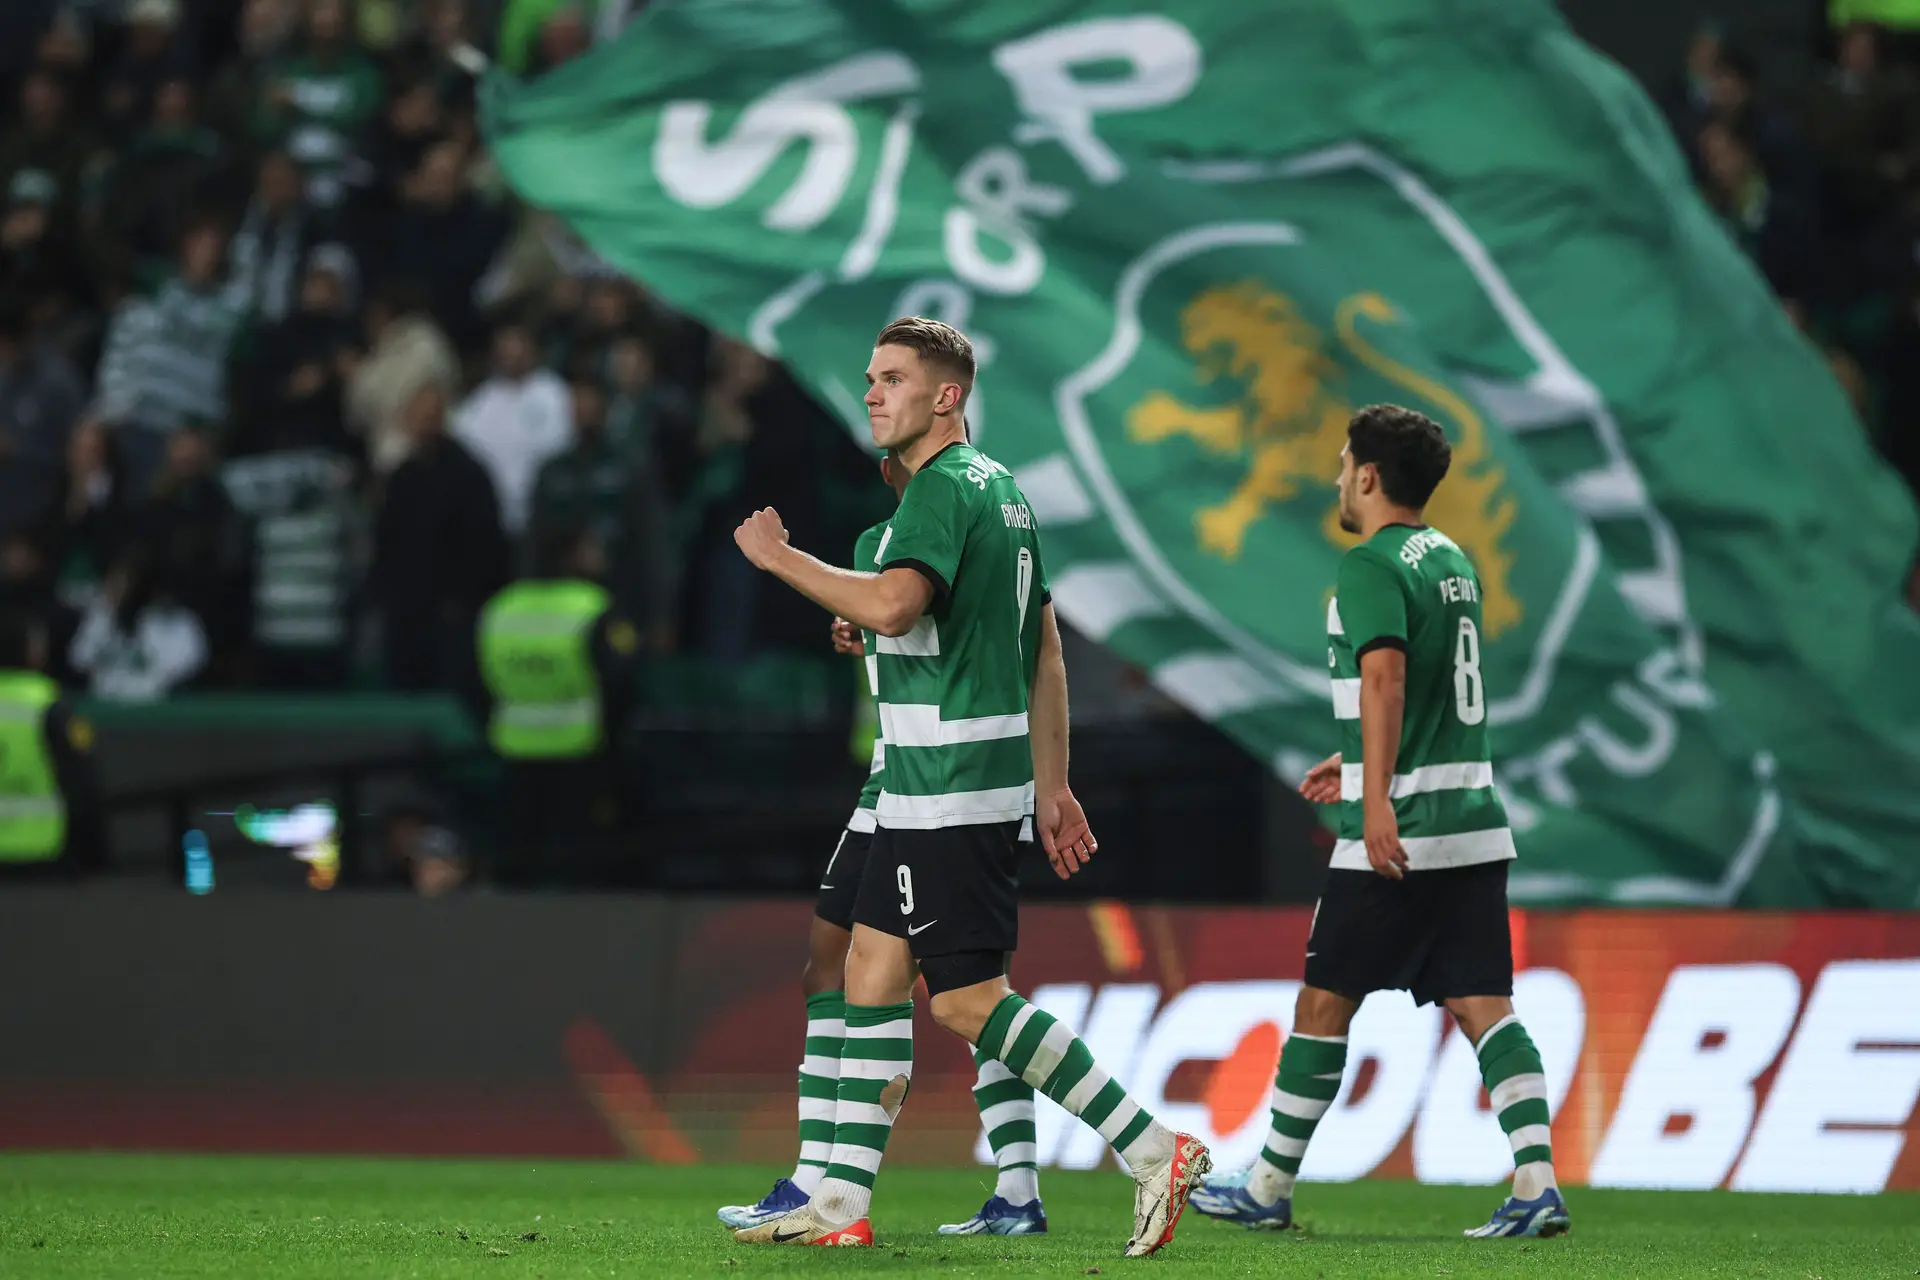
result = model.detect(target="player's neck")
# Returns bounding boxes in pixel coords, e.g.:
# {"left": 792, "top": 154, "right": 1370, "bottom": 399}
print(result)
{"left": 1356, "top": 505, "right": 1427, "bottom": 540}
{"left": 897, "top": 418, "right": 968, "bottom": 474}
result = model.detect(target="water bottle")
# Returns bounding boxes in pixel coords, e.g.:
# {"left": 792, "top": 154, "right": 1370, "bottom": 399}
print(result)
{"left": 183, "top": 829, "right": 214, "bottom": 895}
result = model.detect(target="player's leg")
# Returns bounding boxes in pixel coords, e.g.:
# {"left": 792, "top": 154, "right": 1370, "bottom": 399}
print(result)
{"left": 1436, "top": 863, "right": 1569, "bottom": 1239}
{"left": 716, "top": 830, "right": 863, "bottom": 1228}
{"left": 792, "top": 917, "right": 851, "bottom": 1191}
{"left": 737, "top": 829, "right": 919, "bottom": 1247}
{"left": 922, "top": 823, "right": 1209, "bottom": 1257}
{"left": 1193, "top": 870, "right": 1428, "bottom": 1229}
{"left": 936, "top": 1045, "right": 1046, "bottom": 1235}
{"left": 941, "top": 822, "right": 1045, "bottom": 1237}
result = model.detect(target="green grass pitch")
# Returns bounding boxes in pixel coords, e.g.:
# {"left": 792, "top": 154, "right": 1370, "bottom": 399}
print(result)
{"left": 1, "top": 1153, "right": 1916, "bottom": 1278}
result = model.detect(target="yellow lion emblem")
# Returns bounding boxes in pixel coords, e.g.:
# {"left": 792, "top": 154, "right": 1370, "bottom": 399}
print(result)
{"left": 1126, "top": 280, "right": 1521, "bottom": 637}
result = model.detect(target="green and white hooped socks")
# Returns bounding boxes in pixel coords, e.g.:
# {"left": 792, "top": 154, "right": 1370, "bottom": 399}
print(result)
{"left": 971, "top": 1044, "right": 1040, "bottom": 1205}
{"left": 812, "top": 1001, "right": 913, "bottom": 1224}
{"left": 790, "top": 989, "right": 845, "bottom": 1196}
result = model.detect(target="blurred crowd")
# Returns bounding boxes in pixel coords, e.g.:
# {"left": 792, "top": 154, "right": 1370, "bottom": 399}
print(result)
{"left": 0, "top": 0, "right": 882, "bottom": 704}
{"left": 1671, "top": 13, "right": 1920, "bottom": 514}
{"left": 5, "top": 4, "right": 1920, "bottom": 707}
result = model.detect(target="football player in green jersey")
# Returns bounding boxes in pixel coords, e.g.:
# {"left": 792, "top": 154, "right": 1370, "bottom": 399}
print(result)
{"left": 1191, "top": 404, "right": 1569, "bottom": 1239}
{"left": 731, "top": 317, "right": 1209, "bottom": 1255}
{"left": 718, "top": 453, "right": 1054, "bottom": 1238}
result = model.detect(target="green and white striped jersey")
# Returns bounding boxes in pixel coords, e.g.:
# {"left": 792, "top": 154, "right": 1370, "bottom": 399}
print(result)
{"left": 1329, "top": 524, "right": 1515, "bottom": 871}
{"left": 848, "top": 519, "right": 888, "bottom": 833}
{"left": 874, "top": 443, "right": 1047, "bottom": 829}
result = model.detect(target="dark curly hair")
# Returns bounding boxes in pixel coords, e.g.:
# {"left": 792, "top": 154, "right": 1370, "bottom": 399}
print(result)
{"left": 1347, "top": 403, "right": 1451, "bottom": 508}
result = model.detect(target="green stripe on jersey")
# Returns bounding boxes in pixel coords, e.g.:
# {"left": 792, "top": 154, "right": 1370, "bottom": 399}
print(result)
{"left": 1328, "top": 525, "right": 1513, "bottom": 868}
{"left": 873, "top": 445, "right": 1046, "bottom": 829}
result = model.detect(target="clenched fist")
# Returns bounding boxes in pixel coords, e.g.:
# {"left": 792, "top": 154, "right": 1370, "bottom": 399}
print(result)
{"left": 733, "top": 507, "right": 789, "bottom": 570}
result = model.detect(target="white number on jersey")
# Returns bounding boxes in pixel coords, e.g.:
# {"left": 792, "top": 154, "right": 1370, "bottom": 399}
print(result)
{"left": 1014, "top": 546, "right": 1033, "bottom": 656}
{"left": 1453, "top": 616, "right": 1485, "bottom": 725}
{"left": 896, "top": 863, "right": 915, "bottom": 914}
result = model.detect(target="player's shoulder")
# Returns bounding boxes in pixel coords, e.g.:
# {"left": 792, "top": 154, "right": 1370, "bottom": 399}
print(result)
{"left": 1338, "top": 537, "right": 1401, "bottom": 578}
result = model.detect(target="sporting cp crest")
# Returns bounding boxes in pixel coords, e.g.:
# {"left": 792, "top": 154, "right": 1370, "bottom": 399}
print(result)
{"left": 1124, "top": 278, "right": 1521, "bottom": 639}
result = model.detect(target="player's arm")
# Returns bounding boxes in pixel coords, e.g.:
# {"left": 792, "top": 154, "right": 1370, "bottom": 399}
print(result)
{"left": 1358, "top": 646, "right": 1408, "bottom": 878}
{"left": 1030, "top": 602, "right": 1095, "bottom": 880}
{"left": 1339, "top": 549, "right": 1410, "bottom": 879}
{"left": 733, "top": 508, "right": 933, "bottom": 637}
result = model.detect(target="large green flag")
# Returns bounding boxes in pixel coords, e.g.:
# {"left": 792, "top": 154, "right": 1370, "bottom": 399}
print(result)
{"left": 484, "top": 0, "right": 1920, "bottom": 906}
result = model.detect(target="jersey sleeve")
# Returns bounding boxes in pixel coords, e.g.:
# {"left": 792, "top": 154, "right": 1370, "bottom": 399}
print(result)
{"left": 879, "top": 469, "right": 966, "bottom": 599}
{"left": 1337, "top": 547, "right": 1408, "bottom": 659}
{"left": 853, "top": 523, "right": 886, "bottom": 571}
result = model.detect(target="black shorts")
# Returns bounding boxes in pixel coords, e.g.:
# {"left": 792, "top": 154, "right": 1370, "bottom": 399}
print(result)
{"left": 1303, "top": 859, "right": 1514, "bottom": 1007}
{"left": 814, "top": 826, "right": 873, "bottom": 931}
{"left": 852, "top": 820, "right": 1022, "bottom": 959}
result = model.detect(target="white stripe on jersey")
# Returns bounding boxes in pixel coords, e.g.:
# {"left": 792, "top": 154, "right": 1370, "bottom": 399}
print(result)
{"left": 876, "top": 615, "right": 939, "bottom": 656}
{"left": 1339, "top": 760, "right": 1495, "bottom": 802}
{"left": 1331, "top": 677, "right": 1360, "bottom": 720}
{"left": 877, "top": 782, "right": 1035, "bottom": 828}
{"left": 878, "top": 705, "right": 1028, "bottom": 749}
{"left": 1330, "top": 827, "right": 1516, "bottom": 872}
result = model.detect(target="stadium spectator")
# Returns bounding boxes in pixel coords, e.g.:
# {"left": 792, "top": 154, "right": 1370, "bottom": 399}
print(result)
{"left": 235, "top": 243, "right": 360, "bottom": 457}
{"left": 129, "top": 425, "right": 246, "bottom": 674}
{"left": 207, "top": 0, "right": 302, "bottom": 143}
{"left": 346, "top": 277, "right": 458, "bottom": 475}
{"left": 68, "top": 548, "right": 209, "bottom": 701}
{"left": 0, "top": 609, "right": 106, "bottom": 877}
{"left": 529, "top": 378, "right": 675, "bottom": 647}
{"left": 89, "top": 213, "right": 247, "bottom": 492}
{"left": 377, "top": 798, "right": 471, "bottom": 895}
{"left": 228, "top": 150, "right": 324, "bottom": 326}
{"left": 255, "top": 0, "right": 384, "bottom": 210}
{"left": 49, "top": 418, "right": 130, "bottom": 601}
{"left": 0, "top": 299, "right": 85, "bottom": 542}
{"left": 498, "top": 0, "right": 606, "bottom": 77}
{"left": 1663, "top": 23, "right": 1723, "bottom": 140}
{"left": 224, "top": 442, "right": 359, "bottom": 690}
{"left": 478, "top": 522, "right": 641, "bottom": 886}
{"left": 604, "top": 331, "right": 692, "bottom": 460}
{"left": 103, "top": 0, "right": 195, "bottom": 145}
{"left": 378, "top": 137, "right": 509, "bottom": 353}
{"left": 1698, "top": 116, "right": 1820, "bottom": 309}
{"left": 347, "top": 72, "right": 444, "bottom": 226}
{"left": 0, "top": 69, "right": 106, "bottom": 238}
{"left": 99, "top": 77, "right": 234, "bottom": 289}
{"left": 0, "top": 533, "right": 56, "bottom": 633}
{"left": 372, "top": 380, "right": 508, "bottom": 690}
{"left": 453, "top": 319, "right": 570, "bottom": 538}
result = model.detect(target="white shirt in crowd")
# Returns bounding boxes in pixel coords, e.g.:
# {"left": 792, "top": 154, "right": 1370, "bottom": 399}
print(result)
{"left": 452, "top": 370, "right": 572, "bottom": 535}
{"left": 69, "top": 600, "right": 209, "bottom": 703}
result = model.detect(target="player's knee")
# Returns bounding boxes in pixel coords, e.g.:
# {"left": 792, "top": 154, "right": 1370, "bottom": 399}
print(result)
{"left": 804, "top": 920, "right": 852, "bottom": 996}
{"left": 929, "top": 985, "right": 1002, "bottom": 1041}
{"left": 801, "top": 955, "right": 845, "bottom": 998}
{"left": 843, "top": 928, "right": 917, "bottom": 1005}
{"left": 922, "top": 951, "right": 1011, "bottom": 1038}
{"left": 1444, "top": 995, "right": 1514, "bottom": 1045}
{"left": 928, "top": 993, "right": 980, "bottom": 1039}
{"left": 1294, "top": 984, "right": 1359, "bottom": 1037}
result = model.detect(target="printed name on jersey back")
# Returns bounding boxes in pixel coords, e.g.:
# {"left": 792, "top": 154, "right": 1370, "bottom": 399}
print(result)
{"left": 965, "top": 454, "right": 1010, "bottom": 489}
{"left": 1397, "top": 527, "right": 1456, "bottom": 567}
{"left": 1000, "top": 502, "right": 1034, "bottom": 529}
{"left": 1439, "top": 575, "right": 1479, "bottom": 604}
